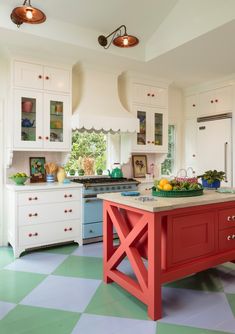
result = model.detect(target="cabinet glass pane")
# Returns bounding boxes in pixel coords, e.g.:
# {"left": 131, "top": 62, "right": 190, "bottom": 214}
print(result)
{"left": 154, "top": 113, "right": 163, "bottom": 146}
{"left": 50, "top": 100, "right": 63, "bottom": 142}
{"left": 137, "top": 110, "right": 146, "bottom": 145}
{"left": 21, "top": 97, "right": 36, "bottom": 141}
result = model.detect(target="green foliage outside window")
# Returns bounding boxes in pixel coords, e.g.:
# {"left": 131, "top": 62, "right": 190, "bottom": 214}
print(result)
{"left": 161, "top": 125, "right": 175, "bottom": 176}
{"left": 65, "top": 131, "right": 106, "bottom": 173}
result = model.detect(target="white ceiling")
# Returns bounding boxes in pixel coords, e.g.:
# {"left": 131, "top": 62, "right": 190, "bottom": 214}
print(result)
{"left": 1, "top": 0, "right": 235, "bottom": 88}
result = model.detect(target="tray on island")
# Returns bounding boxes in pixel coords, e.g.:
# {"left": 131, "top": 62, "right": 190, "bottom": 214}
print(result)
{"left": 152, "top": 186, "right": 203, "bottom": 198}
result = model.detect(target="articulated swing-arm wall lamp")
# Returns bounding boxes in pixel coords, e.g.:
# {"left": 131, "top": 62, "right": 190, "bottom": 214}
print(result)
{"left": 98, "top": 25, "right": 139, "bottom": 49}
{"left": 10, "top": 0, "right": 46, "bottom": 27}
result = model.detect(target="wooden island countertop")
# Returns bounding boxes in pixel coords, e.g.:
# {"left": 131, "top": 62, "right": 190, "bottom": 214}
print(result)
{"left": 99, "top": 190, "right": 235, "bottom": 321}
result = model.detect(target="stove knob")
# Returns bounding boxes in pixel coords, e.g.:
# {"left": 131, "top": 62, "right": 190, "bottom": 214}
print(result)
{"left": 117, "top": 186, "right": 121, "bottom": 190}
{"left": 112, "top": 186, "right": 115, "bottom": 190}
{"left": 106, "top": 187, "right": 109, "bottom": 191}
{"left": 123, "top": 186, "right": 126, "bottom": 189}
{"left": 100, "top": 187, "right": 104, "bottom": 191}
{"left": 128, "top": 185, "right": 132, "bottom": 189}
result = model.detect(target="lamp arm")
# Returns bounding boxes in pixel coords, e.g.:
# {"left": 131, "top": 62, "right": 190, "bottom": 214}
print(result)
{"left": 23, "top": 0, "right": 32, "bottom": 6}
{"left": 105, "top": 25, "right": 127, "bottom": 39}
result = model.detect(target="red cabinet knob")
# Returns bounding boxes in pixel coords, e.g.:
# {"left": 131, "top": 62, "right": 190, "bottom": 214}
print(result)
{"left": 69, "top": 209, "right": 72, "bottom": 213}
{"left": 151, "top": 94, "right": 155, "bottom": 97}
{"left": 29, "top": 233, "right": 32, "bottom": 237}
{"left": 64, "top": 210, "right": 68, "bottom": 213}
{"left": 34, "top": 197, "right": 38, "bottom": 200}
{"left": 34, "top": 233, "right": 38, "bottom": 236}
{"left": 152, "top": 141, "right": 154, "bottom": 144}
{"left": 45, "top": 76, "right": 49, "bottom": 80}
{"left": 64, "top": 228, "right": 67, "bottom": 232}
{"left": 192, "top": 104, "right": 196, "bottom": 107}
{"left": 147, "top": 141, "right": 150, "bottom": 144}
{"left": 69, "top": 227, "right": 72, "bottom": 231}
{"left": 64, "top": 194, "right": 68, "bottom": 198}
{"left": 38, "top": 75, "right": 42, "bottom": 79}
{"left": 45, "top": 136, "right": 49, "bottom": 140}
{"left": 69, "top": 194, "right": 72, "bottom": 198}
{"left": 147, "top": 93, "right": 151, "bottom": 96}
{"left": 210, "top": 100, "right": 214, "bottom": 103}
{"left": 38, "top": 136, "right": 42, "bottom": 140}
{"left": 215, "top": 99, "right": 218, "bottom": 103}
{"left": 29, "top": 197, "right": 32, "bottom": 201}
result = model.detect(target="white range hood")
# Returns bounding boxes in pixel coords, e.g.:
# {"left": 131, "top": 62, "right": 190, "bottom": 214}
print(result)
{"left": 71, "top": 66, "right": 139, "bottom": 133}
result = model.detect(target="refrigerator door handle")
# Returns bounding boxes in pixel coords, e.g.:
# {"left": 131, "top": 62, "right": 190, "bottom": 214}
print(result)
{"left": 224, "top": 142, "right": 228, "bottom": 183}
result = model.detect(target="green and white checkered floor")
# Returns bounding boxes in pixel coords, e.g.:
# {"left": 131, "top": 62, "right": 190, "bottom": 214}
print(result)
{"left": 0, "top": 242, "right": 235, "bottom": 334}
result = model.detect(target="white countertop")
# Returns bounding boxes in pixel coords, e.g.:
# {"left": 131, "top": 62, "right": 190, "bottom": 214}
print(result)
{"left": 6, "top": 182, "right": 83, "bottom": 191}
{"left": 98, "top": 190, "right": 235, "bottom": 212}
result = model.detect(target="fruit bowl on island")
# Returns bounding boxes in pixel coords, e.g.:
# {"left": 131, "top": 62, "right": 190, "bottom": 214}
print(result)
{"left": 152, "top": 178, "right": 203, "bottom": 197}
{"left": 9, "top": 173, "right": 30, "bottom": 185}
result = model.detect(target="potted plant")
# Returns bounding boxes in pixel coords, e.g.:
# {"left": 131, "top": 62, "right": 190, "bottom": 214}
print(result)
{"left": 198, "top": 170, "right": 225, "bottom": 189}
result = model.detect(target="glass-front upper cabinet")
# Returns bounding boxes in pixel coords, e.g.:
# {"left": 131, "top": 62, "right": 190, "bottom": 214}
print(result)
{"left": 14, "top": 89, "right": 43, "bottom": 149}
{"left": 133, "top": 106, "right": 168, "bottom": 153}
{"left": 14, "top": 90, "right": 70, "bottom": 150}
{"left": 44, "top": 93, "right": 70, "bottom": 149}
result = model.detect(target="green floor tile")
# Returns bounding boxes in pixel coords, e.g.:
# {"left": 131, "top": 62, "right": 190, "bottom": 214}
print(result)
{"left": 225, "top": 293, "right": 235, "bottom": 317}
{"left": 0, "top": 269, "right": 46, "bottom": 303}
{"left": 156, "top": 323, "right": 229, "bottom": 334}
{"left": 164, "top": 269, "right": 223, "bottom": 292}
{"left": 85, "top": 282, "right": 149, "bottom": 320}
{"left": 53, "top": 255, "right": 103, "bottom": 279}
{"left": 43, "top": 243, "right": 79, "bottom": 255}
{"left": 0, "top": 247, "right": 14, "bottom": 269}
{"left": 0, "top": 305, "right": 80, "bottom": 334}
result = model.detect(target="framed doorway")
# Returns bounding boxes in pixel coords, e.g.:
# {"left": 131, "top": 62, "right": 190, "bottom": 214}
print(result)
{"left": 0, "top": 100, "right": 4, "bottom": 245}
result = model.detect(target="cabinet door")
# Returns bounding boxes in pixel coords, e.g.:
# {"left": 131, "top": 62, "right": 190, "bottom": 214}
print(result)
{"left": 149, "top": 86, "right": 167, "bottom": 108}
{"left": 14, "top": 61, "right": 43, "bottom": 90}
{"left": 214, "top": 86, "right": 232, "bottom": 114}
{"left": 43, "top": 67, "right": 70, "bottom": 93}
{"left": 132, "top": 106, "right": 168, "bottom": 153}
{"left": 185, "top": 95, "right": 197, "bottom": 119}
{"left": 14, "top": 89, "right": 43, "bottom": 149}
{"left": 43, "top": 93, "right": 71, "bottom": 150}
{"left": 167, "top": 211, "right": 216, "bottom": 267}
{"left": 150, "top": 109, "right": 168, "bottom": 153}
{"left": 198, "top": 90, "right": 215, "bottom": 116}
{"left": 132, "top": 83, "right": 148, "bottom": 105}
{"left": 184, "top": 119, "right": 197, "bottom": 172}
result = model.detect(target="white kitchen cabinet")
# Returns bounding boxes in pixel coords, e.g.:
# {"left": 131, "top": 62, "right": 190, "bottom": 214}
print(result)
{"left": 132, "top": 106, "right": 168, "bottom": 153}
{"left": 132, "top": 83, "right": 167, "bottom": 108}
{"left": 184, "top": 119, "right": 197, "bottom": 173}
{"left": 185, "top": 94, "right": 198, "bottom": 119}
{"left": 6, "top": 183, "right": 83, "bottom": 258}
{"left": 13, "top": 89, "right": 70, "bottom": 150}
{"left": 14, "top": 61, "right": 71, "bottom": 93}
{"left": 198, "top": 86, "right": 232, "bottom": 117}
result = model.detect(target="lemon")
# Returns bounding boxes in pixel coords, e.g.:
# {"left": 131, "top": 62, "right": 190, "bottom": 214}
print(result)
{"left": 157, "top": 185, "right": 163, "bottom": 190}
{"left": 159, "top": 178, "right": 169, "bottom": 187}
{"left": 163, "top": 184, "right": 173, "bottom": 191}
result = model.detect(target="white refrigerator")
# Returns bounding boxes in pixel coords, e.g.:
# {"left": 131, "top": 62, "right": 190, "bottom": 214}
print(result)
{"left": 196, "top": 116, "right": 232, "bottom": 187}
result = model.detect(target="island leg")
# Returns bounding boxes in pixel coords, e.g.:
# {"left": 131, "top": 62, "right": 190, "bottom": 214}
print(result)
{"left": 147, "top": 212, "right": 162, "bottom": 320}
{"left": 103, "top": 201, "right": 114, "bottom": 283}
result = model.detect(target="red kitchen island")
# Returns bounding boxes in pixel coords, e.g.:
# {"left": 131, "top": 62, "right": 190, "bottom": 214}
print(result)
{"left": 98, "top": 191, "right": 235, "bottom": 321}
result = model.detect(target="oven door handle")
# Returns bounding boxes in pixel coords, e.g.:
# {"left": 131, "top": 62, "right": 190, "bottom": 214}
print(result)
{"left": 84, "top": 198, "right": 103, "bottom": 203}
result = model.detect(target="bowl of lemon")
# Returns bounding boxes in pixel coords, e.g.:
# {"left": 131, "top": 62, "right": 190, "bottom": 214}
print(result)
{"left": 152, "top": 178, "right": 203, "bottom": 197}
{"left": 9, "top": 173, "right": 30, "bottom": 185}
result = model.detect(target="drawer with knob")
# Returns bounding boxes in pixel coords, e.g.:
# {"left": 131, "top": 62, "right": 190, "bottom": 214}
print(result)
{"left": 18, "top": 202, "right": 80, "bottom": 225}
{"left": 19, "top": 220, "right": 79, "bottom": 246}
{"left": 219, "top": 227, "right": 235, "bottom": 251}
{"left": 218, "top": 208, "right": 235, "bottom": 230}
{"left": 18, "top": 189, "right": 81, "bottom": 206}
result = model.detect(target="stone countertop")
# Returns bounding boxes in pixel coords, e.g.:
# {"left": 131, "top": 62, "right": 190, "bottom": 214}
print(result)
{"left": 98, "top": 190, "right": 235, "bottom": 213}
{"left": 5, "top": 181, "right": 83, "bottom": 191}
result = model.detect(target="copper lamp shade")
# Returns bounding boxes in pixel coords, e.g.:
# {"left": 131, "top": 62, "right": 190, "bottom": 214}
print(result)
{"left": 98, "top": 25, "right": 139, "bottom": 49}
{"left": 10, "top": 0, "right": 46, "bottom": 27}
